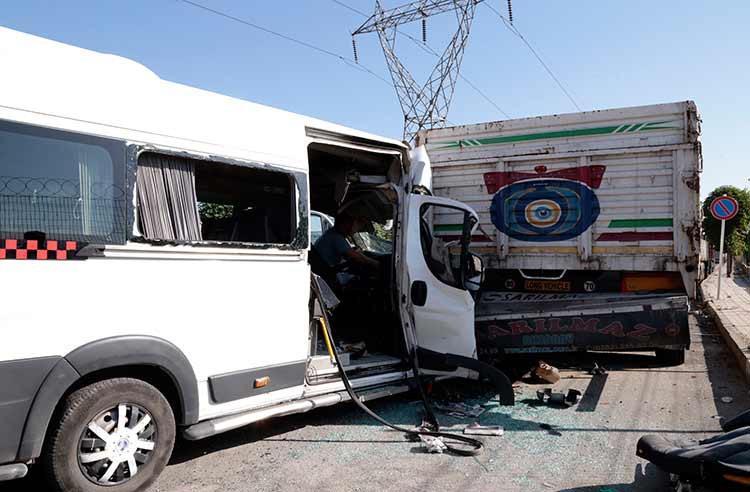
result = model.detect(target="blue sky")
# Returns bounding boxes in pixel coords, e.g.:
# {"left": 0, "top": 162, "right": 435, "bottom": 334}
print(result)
{"left": 3, "top": 0, "right": 749, "bottom": 197}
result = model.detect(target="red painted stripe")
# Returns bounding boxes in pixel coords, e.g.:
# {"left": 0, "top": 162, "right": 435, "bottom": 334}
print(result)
{"left": 597, "top": 232, "right": 673, "bottom": 242}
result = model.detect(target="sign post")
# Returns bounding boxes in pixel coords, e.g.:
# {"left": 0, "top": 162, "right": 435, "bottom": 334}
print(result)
{"left": 717, "top": 219, "right": 726, "bottom": 299}
{"left": 710, "top": 194, "right": 740, "bottom": 299}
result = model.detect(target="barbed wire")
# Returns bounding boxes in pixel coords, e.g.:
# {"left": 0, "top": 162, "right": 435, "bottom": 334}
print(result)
{"left": 0, "top": 177, "right": 127, "bottom": 200}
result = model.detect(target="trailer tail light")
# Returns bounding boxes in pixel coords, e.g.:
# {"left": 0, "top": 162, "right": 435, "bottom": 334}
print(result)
{"left": 723, "top": 474, "right": 750, "bottom": 485}
{"left": 621, "top": 273, "right": 683, "bottom": 293}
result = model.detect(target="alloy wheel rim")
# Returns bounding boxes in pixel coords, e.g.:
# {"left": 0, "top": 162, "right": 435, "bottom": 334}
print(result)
{"left": 77, "top": 403, "right": 157, "bottom": 485}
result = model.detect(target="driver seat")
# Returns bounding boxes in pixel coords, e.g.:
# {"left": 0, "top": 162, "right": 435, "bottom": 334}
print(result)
{"left": 308, "top": 245, "right": 337, "bottom": 289}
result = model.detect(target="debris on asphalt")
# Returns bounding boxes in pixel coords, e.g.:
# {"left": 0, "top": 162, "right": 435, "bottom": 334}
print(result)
{"left": 537, "top": 388, "right": 582, "bottom": 407}
{"left": 589, "top": 362, "right": 608, "bottom": 376}
{"left": 433, "top": 401, "right": 486, "bottom": 418}
{"left": 539, "top": 423, "right": 562, "bottom": 436}
{"left": 534, "top": 360, "right": 561, "bottom": 383}
{"left": 463, "top": 422, "right": 503, "bottom": 436}
{"left": 418, "top": 433, "right": 447, "bottom": 453}
{"left": 721, "top": 396, "right": 734, "bottom": 404}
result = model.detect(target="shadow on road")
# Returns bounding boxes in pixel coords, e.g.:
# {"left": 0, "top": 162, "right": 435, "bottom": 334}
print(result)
{"left": 556, "top": 463, "right": 668, "bottom": 492}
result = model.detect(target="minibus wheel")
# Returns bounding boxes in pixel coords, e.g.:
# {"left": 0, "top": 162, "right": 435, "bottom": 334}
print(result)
{"left": 42, "top": 377, "right": 176, "bottom": 492}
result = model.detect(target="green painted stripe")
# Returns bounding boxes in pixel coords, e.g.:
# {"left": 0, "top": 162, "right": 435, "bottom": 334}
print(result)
{"left": 608, "top": 218, "right": 673, "bottom": 228}
{"left": 436, "top": 120, "right": 678, "bottom": 149}
{"left": 434, "top": 224, "right": 463, "bottom": 232}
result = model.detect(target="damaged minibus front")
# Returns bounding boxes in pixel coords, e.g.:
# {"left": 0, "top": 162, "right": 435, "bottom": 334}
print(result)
{"left": 0, "top": 26, "right": 511, "bottom": 491}
{"left": 303, "top": 130, "right": 505, "bottom": 386}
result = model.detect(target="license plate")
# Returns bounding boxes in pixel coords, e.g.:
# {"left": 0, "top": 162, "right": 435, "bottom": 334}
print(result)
{"left": 524, "top": 280, "right": 571, "bottom": 292}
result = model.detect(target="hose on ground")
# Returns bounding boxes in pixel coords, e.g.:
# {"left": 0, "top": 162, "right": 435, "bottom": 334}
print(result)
{"left": 311, "top": 276, "right": 483, "bottom": 456}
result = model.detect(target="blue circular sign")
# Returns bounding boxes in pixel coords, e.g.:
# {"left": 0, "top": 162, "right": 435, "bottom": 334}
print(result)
{"left": 490, "top": 179, "right": 600, "bottom": 242}
{"left": 710, "top": 195, "right": 739, "bottom": 221}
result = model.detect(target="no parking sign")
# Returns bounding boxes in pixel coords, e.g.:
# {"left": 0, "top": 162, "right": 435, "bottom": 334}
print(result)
{"left": 710, "top": 194, "right": 740, "bottom": 299}
{"left": 710, "top": 195, "right": 739, "bottom": 221}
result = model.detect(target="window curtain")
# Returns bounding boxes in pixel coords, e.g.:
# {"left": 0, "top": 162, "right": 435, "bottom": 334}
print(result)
{"left": 136, "top": 154, "right": 202, "bottom": 241}
{"left": 78, "top": 148, "right": 113, "bottom": 237}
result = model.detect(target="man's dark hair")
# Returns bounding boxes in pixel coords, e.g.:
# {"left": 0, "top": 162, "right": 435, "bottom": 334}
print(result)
{"left": 335, "top": 212, "right": 356, "bottom": 232}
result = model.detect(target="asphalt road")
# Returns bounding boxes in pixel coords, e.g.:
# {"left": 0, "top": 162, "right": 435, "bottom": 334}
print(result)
{"left": 6, "top": 313, "right": 747, "bottom": 492}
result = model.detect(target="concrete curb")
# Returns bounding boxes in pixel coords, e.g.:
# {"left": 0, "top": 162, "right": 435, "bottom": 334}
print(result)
{"left": 701, "top": 279, "right": 750, "bottom": 384}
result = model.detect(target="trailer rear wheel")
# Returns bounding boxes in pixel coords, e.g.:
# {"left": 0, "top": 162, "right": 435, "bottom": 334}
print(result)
{"left": 655, "top": 348, "right": 685, "bottom": 366}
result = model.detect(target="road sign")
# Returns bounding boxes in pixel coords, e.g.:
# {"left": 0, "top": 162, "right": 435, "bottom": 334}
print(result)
{"left": 710, "top": 195, "right": 739, "bottom": 221}
{"left": 711, "top": 194, "right": 740, "bottom": 299}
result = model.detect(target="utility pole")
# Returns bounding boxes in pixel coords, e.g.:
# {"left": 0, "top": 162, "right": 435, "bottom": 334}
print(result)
{"left": 352, "top": 0, "right": 484, "bottom": 142}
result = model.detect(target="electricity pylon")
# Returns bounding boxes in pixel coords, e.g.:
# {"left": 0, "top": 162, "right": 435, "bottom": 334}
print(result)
{"left": 352, "top": 0, "right": 484, "bottom": 142}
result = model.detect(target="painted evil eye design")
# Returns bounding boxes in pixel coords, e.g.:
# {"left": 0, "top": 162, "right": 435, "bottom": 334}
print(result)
{"left": 489, "top": 179, "right": 600, "bottom": 242}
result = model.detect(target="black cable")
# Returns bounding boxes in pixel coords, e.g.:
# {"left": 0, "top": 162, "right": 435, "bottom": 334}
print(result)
{"left": 483, "top": 2, "right": 582, "bottom": 111}
{"left": 177, "top": 0, "right": 392, "bottom": 87}
{"left": 311, "top": 275, "right": 484, "bottom": 456}
{"left": 329, "top": 0, "right": 512, "bottom": 119}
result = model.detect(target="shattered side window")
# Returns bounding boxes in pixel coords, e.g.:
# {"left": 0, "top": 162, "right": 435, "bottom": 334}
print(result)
{"left": 419, "top": 203, "right": 465, "bottom": 288}
{"left": 136, "top": 152, "right": 296, "bottom": 246}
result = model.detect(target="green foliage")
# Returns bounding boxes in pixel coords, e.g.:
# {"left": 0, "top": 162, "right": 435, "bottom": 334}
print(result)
{"left": 702, "top": 186, "right": 750, "bottom": 255}
{"left": 373, "top": 221, "right": 393, "bottom": 241}
{"left": 199, "top": 202, "right": 234, "bottom": 220}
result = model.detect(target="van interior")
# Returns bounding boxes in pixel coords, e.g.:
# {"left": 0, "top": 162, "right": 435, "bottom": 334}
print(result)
{"left": 133, "top": 144, "right": 411, "bottom": 384}
{"left": 306, "top": 142, "right": 408, "bottom": 383}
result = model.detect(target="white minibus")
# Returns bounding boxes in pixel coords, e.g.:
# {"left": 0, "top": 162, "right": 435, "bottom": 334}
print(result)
{"left": 0, "top": 27, "right": 506, "bottom": 491}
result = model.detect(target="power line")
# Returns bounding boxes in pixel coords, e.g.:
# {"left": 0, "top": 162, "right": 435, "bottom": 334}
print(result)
{"left": 330, "top": 0, "right": 511, "bottom": 120}
{"left": 177, "top": 0, "right": 392, "bottom": 87}
{"left": 483, "top": 2, "right": 582, "bottom": 111}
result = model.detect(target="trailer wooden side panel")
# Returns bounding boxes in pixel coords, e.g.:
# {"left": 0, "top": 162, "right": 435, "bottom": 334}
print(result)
{"left": 421, "top": 101, "right": 703, "bottom": 298}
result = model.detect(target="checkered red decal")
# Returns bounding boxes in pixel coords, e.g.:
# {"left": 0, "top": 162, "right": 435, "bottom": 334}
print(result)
{"left": 0, "top": 239, "right": 80, "bottom": 260}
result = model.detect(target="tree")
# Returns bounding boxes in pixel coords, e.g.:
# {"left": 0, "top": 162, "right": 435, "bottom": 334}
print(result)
{"left": 702, "top": 186, "right": 750, "bottom": 276}
{"left": 198, "top": 202, "right": 234, "bottom": 220}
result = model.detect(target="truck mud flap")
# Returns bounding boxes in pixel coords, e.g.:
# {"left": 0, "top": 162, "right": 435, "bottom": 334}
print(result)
{"left": 416, "top": 347, "right": 514, "bottom": 405}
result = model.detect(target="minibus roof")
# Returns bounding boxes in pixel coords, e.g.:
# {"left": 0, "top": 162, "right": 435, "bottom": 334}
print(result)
{"left": 0, "top": 27, "right": 407, "bottom": 170}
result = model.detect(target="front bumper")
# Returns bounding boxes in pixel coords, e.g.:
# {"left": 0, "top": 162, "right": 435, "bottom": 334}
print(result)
{"left": 0, "top": 356, "right": 60, "bottom": 467}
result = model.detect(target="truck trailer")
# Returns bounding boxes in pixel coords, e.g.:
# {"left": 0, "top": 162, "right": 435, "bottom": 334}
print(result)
{"left": 419, "top": 101, "right": 703, "bottom": 364}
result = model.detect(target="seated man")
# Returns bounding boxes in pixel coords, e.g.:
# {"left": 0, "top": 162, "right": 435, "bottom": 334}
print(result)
{"left": 314, "top": 212, "right": 380, "bottom": 272}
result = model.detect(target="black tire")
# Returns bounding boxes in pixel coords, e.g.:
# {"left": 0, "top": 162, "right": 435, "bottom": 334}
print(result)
{"left": 655, "top": 348, "right": 686, "bottom": 366}
{"left": 42, "top": 377, "right": 175, "bottom": 492}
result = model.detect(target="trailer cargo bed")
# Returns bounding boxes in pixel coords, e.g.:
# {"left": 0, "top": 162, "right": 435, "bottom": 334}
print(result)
{"left": 420, "top": 101, "right": 703, "bottom": 298}
{"left": 420, "top": 102, "right": 703, "bottom": 360}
